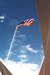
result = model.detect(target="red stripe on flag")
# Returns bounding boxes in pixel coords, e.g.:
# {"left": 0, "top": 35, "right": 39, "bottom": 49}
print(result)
{"left": 17, "top": 18, "right": 35, "bottom": 29}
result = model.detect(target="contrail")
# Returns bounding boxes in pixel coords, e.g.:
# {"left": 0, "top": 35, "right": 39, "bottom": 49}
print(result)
{"left": 6, "top": 25, "right": 18, "bottom": 61}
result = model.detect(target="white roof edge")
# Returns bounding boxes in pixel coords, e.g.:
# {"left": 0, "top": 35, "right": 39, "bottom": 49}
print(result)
{"left": 0, "top": 58, "right": 12, "bottom": 74}
{"left": 0, "top": 58, "right": 4, "bottom": 62}
{"left": 38, "top": 56, "right": 45, "bottom": 74}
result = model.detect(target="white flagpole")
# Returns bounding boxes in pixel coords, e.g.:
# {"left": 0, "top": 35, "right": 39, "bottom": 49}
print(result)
{"left": 6, "top": 25, "right": 18, "bottom": 61}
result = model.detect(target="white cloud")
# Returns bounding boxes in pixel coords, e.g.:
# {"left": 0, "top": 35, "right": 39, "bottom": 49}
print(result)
{"left": 21, "top": 59, "right": 28, "bottom": 63}
{"left": 18, "top": 54, "right": 28, "bottom": 63}
{"left": 23, "top": 45, "right": 39, "bottom": 54}
{"left": 0, "top": 16, "right": 5, "bottom": 19}
{"left": 0, "top": 16, "right": 5, "bottom": 23}
{"left": 16, "top": 34, "right": 26, "bottom": 38}
{"left": 1, "top": 13, "right": 18, "bottom": 26}
{"left": 4, "top": 60, "right": 39, "bottom": 75}
{"left": 0, "top": 20, "right": 4, "bottom": 23}
{"left": 19, "top": 45, "right": 39, "bottom": 54}
{"left": 18, "top": 54, "right": 27, "bottom": 59}
{"left": 20, "top": 50, "right": 26, "bottom": 54}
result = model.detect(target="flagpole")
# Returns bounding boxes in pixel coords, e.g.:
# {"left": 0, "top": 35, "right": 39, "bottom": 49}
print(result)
{"left": 6, "top": 25, "right": 18, "bottom": 61}
{"left": 6, "top": 18, "right": 35, "bottom": 61}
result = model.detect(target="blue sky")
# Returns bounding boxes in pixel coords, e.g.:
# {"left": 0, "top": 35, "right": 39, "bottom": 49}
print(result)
{"left": 0, "top": 0, "right": 44, "bottom": 75}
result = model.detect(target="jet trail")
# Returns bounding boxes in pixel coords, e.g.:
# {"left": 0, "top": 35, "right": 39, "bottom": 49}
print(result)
{"left": 6, "top": 25, "right": 18, "bottom": 61}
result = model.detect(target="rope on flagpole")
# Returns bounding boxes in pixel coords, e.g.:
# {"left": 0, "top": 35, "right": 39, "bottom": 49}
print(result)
{"left": 6, "top": 25, "right": 18, "bottom": 61}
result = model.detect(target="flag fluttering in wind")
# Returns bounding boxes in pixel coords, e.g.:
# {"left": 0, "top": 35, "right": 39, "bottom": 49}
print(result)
{"left": 17, "top": 18, "right": 35, "bottom": 29}
{"left": 7, "top": 18, "right": 35, "bottom": 61}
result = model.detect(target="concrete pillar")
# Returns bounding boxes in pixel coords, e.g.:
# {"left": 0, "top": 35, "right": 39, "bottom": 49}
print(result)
{"left": 36, "top": 0, "right": 50, "bottom": 75}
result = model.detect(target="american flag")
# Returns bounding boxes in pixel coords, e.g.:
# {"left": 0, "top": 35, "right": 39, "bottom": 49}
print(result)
{"left": 17, "top": 18, "right": 35, "bottom": 29}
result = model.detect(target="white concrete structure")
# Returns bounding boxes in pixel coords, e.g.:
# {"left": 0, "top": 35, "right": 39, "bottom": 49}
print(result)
{"left": 36, "top": 0, "right": 50, "bottom": 75}
{"left": 0, "top": 58, "right": 12, "bottom": 75}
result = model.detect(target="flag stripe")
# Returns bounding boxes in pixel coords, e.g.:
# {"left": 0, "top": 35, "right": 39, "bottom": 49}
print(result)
{"left": 18, "top": 18, "right": 35, "bottom": 29}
